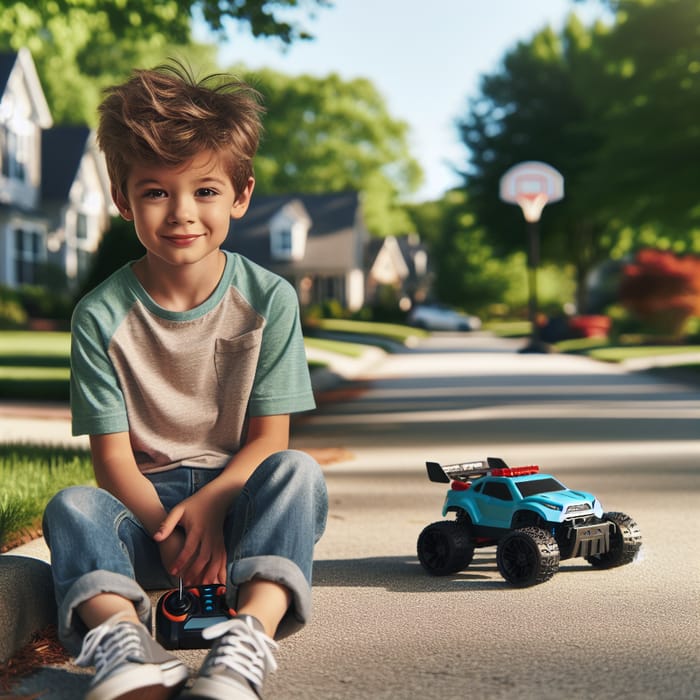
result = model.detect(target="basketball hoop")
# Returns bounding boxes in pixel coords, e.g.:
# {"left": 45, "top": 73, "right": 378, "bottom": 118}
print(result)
{"left": 499, "top": 161, "right": 564, "bottom": 223}
{"left": 516, "top": 192, "right": 549, "bottom": 223}
{"left": 499, "top": 161, "right": 565, "bottom": 354}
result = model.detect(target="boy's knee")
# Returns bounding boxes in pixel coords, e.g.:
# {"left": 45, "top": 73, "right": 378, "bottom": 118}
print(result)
{"left": 44, "top": 486, "right": 112, "bottom": 531}
{"left": 264, "top": 449, "right": 325, "bottom": 490}
{"left": 46, "top": 485, "right": 93, "bottom": 516}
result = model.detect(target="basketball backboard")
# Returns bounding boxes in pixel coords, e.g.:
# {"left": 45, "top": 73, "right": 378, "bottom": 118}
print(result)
{"left": 499, "top": 161, "right": 564, "bottom": 223}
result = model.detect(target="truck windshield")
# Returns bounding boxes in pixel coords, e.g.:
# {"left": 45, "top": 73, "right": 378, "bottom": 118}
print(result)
{"left": 516, "top": 478, "right": 566, "bottom": 497}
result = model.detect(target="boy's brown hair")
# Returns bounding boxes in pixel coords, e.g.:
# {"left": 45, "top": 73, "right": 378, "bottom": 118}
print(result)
{"left": 97, "top": 60, "right": 264, "bottom": 198}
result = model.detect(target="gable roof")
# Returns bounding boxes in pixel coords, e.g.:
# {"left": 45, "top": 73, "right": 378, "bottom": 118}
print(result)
{"left": 41, "top": 126, "right": 92, "bottom": 200}
{"left": 0, "top": 53, "right": 16, "bottom": 95}
{"left": 224, "top": 191, "right": 366, "bottom": 270}
{"left": 0, "top": 48, "right": 52, "bottom": 128}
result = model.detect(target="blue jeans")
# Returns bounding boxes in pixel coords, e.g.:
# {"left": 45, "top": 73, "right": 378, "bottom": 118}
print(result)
{"left": 43, "top": 450, "right": 328, "bottom": 654}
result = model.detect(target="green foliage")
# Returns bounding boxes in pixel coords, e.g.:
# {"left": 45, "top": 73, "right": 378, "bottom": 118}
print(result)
{"left": 74, "top": 217, "right": 146, "bottom": 303}
{"left": 457, "top": 1, "right": 700, "bottom": 309}
{"left": 0, "top": 287, "right": 28, "bottom": 329}
{"left": 0, "top": 443, "right": 94, "bottom": 548}
{"left": 242, "top": 68, "right": 422, "bottom": 235}
{"left": 197, "top": 0, "right": 332, "bottom": 43}
{"left": 0, "top": 0, "right": 327, "bottom": 125}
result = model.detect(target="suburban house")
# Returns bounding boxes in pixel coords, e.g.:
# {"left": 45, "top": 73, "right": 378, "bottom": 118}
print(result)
{"left": 0, "top": 48, "right": 113, "bottom": 292}
{"left": 224, "top": 191, "right": 370, "bottom": 312}
{"left": 365, "top": 232, "right": 432, "bottom": 310}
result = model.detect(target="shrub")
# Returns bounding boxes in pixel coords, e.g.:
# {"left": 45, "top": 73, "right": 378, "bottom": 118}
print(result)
{"left": 618, "top": 249, "right": 700, "bottom": 338}
{"left": 0, "top": 294, "right": 28, "bottom": 329}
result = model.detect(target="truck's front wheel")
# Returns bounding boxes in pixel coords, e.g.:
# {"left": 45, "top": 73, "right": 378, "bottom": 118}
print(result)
{"left": 586, "top": 512, "right": 642, "bottom": 569}
{"left": 417, "top": 520, "right": 474, "bottom": 576}
{"left": 497, "top": 527, "right": 560, "bottom": 587}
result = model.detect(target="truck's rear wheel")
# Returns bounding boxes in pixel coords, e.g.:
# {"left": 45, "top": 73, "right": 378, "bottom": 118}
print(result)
{"left": 417, "top": 520, "right": 474, "bottom": 576}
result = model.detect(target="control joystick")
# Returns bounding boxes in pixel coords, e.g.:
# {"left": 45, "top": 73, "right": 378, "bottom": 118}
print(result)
{"left": 162, "top": 588, "right": 194, "bottom": 617}
{"left": 156, "top": 582, "right": 236, "bottom": 649}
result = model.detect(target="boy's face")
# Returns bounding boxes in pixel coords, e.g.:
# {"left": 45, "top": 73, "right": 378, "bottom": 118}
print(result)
{"left": 114, "top": 151, "right": 253, "bottom": 271}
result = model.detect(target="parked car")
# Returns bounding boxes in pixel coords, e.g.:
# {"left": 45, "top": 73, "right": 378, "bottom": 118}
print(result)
{"left": 417, "top": 457, "right": 642, "bottom": 587}
{"left": 407, "top": 304, "right": 481, "bottom": 331}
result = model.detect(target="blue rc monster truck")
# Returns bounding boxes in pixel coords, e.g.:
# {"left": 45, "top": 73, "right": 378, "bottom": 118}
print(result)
{"left": 417, "top": 457, "right": 642, "bottom": 587}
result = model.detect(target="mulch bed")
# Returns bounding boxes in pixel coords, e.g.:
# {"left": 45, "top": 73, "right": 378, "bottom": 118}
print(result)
{"left": 0, "top": 626, "right": 70, "bottom": 695}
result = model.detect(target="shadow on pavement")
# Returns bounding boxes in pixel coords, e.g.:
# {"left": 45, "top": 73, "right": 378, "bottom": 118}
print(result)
{"left": 313, "top": 554, "right": 505, "bottom": 592}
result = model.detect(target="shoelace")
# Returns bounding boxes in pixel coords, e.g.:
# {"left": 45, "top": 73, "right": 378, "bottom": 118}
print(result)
{"left": 201, "top": 617, "right": 278, "bottom": 689}
{"left": 75, "top": 614, "right": 145, "bottom": 683}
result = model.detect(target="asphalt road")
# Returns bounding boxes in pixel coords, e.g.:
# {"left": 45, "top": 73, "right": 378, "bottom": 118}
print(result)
{"left": 12, "top": 333, "right": 700, "bottom": 699}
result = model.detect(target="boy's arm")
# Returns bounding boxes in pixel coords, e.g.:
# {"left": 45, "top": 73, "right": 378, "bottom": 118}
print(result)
{"left": 154, "top": 413, "right": 290, "bottom": 585}
{"left": 89, "top": 432, "right": 184, "bottom": 569}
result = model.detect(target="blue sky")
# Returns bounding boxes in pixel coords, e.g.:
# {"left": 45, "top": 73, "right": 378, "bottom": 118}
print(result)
{"left": 197, "top": 0, "right": 610, "bottom": 201}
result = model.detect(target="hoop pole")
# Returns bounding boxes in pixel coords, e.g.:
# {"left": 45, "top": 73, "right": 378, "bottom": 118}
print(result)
{"left": 527, "top": 220, "right": 541, "bottom": 348}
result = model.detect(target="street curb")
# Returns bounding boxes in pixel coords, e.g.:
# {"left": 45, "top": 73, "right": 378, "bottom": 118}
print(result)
{"left": 0, "top": 555, "right": 56, "bottom": 663}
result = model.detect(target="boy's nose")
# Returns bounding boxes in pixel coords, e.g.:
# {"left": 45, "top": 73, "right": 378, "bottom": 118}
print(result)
{"left": 168, "top": 198, "right": 195, "bottom": 225}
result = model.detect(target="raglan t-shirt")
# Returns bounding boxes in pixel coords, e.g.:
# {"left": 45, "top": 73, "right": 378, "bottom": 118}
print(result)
{"left": 70, "top": 251, "right": 315, "bottom": 474}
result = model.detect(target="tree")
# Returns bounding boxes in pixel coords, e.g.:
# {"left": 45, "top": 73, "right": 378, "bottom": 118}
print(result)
{"left": 581, "top": 0, "right": 700, "bottom": 236}
{"left": 0, "top": 0, "right": 330, "bottom": 124}
{"left": 457, "top": 18, "right": 611, "bottom": 310}
{"left": 407, "top": 190, "right": 529, "bottom": 316}
{"left": 241, "top": 68, "right": 422, "bottom": 236}
{"left": 457, "top": 3, "right": 700, "bottom": 311}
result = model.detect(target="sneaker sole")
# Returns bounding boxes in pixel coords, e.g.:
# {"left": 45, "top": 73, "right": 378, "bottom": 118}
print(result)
{"left": 86, "top": 661, "right": 189, "bottom": 700}
{"left": 184, "top": 675, "right": 259, "bottom": 700}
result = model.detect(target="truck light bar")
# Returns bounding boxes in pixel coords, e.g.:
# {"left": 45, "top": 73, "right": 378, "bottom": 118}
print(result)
{"left": 490, "top": 465, "right": 540, "bottom": 477}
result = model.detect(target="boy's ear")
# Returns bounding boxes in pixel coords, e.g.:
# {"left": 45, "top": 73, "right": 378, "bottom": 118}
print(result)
{"left": 230, "top": 177, "right": 255, "bottom": 220}
{"left": 112, "top": 186, "right": 134, "bottom": 221}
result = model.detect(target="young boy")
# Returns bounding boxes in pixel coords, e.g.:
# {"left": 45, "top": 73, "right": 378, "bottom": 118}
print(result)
{"left": 42, "top": 62, "right": 328, "bottom": 700}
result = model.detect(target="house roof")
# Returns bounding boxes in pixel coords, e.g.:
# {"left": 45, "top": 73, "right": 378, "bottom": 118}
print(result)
{"left": 224, "top": 191, "right": 366, "bottom": 271}
{"left": 41, "top": 126, "right": 92, "bottom": 200}
{"left": 0, "top": 53, "right": 16, "bottom": 95}
{"left": 0, "top": 48, "right": 52, "bottom": 128}
{"left": 367, "top": 233, "right": 429, "bottom": 280}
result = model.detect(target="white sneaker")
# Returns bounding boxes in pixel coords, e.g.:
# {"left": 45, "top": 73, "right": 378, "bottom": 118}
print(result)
{"left": 75, "top": 612, "right": 189, "bottom": 700}
{"left": 184, "top": 615, "right": 277, "bottom": 699}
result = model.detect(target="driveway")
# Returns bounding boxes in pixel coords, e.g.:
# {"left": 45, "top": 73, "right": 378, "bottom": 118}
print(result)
{"left": 283, "top": 333, "right": 700, "bottom": 699}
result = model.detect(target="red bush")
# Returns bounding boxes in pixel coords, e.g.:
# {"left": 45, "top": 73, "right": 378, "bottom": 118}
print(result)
{"left": 619, "top": 249, "right": 700, "bottom": 336}
{"left": 568, "top": 315, "right": 611, "bottom": 338}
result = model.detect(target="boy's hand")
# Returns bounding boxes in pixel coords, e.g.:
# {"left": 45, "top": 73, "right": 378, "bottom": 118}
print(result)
{"left": 157, "top": 527, "right": 186, "bottom": 577}
{"left": 153, "top": 487, "right": 234, "bottom": 585}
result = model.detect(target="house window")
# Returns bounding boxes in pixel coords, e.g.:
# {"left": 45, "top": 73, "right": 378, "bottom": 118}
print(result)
{"left": 76, "top": 213, "right": 89, "bottom": 240}
{"left": 269, "top": 202, "right": 311, "bottom": 261}
{"left": 1, "top": 124, "right": 31, "bottom": 183}
{"left": 274, "top": 227, "right": 293, "bottom": 257}
{"left": 14, "top": 227, "right": 43, "bottom": 285}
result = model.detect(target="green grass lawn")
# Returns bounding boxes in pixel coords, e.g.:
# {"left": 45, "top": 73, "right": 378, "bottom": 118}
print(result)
{"left": 0, "top": 331, "right": 71, "bottom": 400}
{"left": 310, "top": 318, "right": 428, "bottom": 345}
{"left": 0, "top": 443, "right": 94, "bottom": 550}
{"left": 304, "top": 336, "right": 368, "bottom": 357}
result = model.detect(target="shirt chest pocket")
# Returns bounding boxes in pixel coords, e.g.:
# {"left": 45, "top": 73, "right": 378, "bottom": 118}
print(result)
{"left": 214, "top": 328, "right": 263, "bottom": 403}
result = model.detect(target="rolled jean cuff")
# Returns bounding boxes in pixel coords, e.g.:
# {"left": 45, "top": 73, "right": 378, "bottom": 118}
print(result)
{"left": 58, "top": 570, "right": 152, "bottom": 655}
{"left": 229, "top": 555, "right": 311, "bottom": 640}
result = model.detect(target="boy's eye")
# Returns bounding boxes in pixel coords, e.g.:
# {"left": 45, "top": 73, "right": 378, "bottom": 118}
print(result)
{"left": 196, "top": 188, "right": 218, "bottom": 197}
{"left": 144, "top": 189, "right": 167, "bottom": 199}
